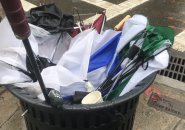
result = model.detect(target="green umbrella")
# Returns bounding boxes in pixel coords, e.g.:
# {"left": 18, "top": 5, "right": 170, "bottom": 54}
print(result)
{"left": 105, "top": 25, "right": 174, "bottom": 100}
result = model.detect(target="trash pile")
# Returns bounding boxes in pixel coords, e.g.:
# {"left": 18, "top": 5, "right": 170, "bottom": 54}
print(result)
{"left": 0, "top": 4, "right": 174, "bottom": 107}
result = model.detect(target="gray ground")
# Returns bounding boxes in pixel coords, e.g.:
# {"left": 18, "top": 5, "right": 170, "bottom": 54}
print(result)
{"left": 0, "top": 3, "right": 4, "bottom": 19}
{"left": 133, "top": 81, "right": 185, "bottom": 130}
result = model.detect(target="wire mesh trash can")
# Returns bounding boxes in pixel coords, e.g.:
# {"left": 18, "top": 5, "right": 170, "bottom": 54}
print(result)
{"left": 5, "top": 72, "right": 157, "bottom": 130}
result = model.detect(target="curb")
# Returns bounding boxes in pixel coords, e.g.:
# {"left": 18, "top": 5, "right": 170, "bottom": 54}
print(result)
{"left": 154, "top": 74, "right": 185, "bottom": 92}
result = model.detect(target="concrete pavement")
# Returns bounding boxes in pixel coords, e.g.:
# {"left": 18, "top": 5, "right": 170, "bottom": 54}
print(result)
{"left": 134, "top": 78, "right": 185, "bottom": 130}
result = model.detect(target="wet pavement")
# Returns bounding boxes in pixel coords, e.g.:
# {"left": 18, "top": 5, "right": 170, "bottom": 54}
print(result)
{"left": 104, "top": 0, "right": 127, "bottom": 5}
{"left": 23, "top": 0, "right": 185, "bottom": 35}
{"left": 133, "top": 80, "right": 185, "bottom": 130}
{"left": 107, "top": 0, "right": 185, "bottom": 35}
{"left": 26, "top": 0, "right": 105, "bottom": 20}
{"left": 0, "top": 3, "right": 4, "bottom": 19}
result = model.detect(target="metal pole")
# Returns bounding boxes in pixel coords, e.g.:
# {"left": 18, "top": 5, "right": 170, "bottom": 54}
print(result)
{"left": 22, "top": 39, "right": 50, "bottom": 103}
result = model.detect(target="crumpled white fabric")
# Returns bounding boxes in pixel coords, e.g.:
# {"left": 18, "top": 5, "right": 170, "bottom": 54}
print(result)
{"left": 0, "top": 17, "right": 38, "bottom": 54}
{"left": 14, "top": 82, "right": 41, "bottom": 97}
{"left": 90, "top": 30, "right": 121, "bottom": 54}
{"left": 119, "top": 50, "right": 169, "bottom": 96}
{"left": 0, "top": 17, "right": 72, "bottom": 85}
{"left": 41, "top": 29, "right": 96, "bottom": 96}
{"left": 87, "top": 30, "right": 121, "bottom": 87}
{"left": 0, "top": 47, "right": 27, "bottom": 70}
{"left": 0, "top": 17, "right": 38, "bottom": 66}
{"left": 58, "top": 29, "right": 96, "bottom": 80}
{"left": 32, "top": 24, "right": 72, "bottom": 64}
{"left": 0, "top": 18, "right": 38, "bottom": 84}
{"left": 41, "top": 29, "right": 121, "bottom": 96}
{"left": 0, "top": 16, "right": 170, "bottom": 101}
{"left": 0, "top": 63, "right": 31, "bottom": 84}
{"left": 29, "top": 24, "right": 50, "bottom": 38}
{"left": 87, "top": 67, "right": 107, "bottom": 88}
{"left": 117, "top": 14, "right": 148, "bottom": 53}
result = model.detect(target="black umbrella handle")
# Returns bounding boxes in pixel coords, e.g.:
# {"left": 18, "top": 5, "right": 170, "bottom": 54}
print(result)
{"left": 0, "top": 0, "right": 50, "bottom": 103}
{"left": 22, "top": 39, "right": 50, "bottom": 103}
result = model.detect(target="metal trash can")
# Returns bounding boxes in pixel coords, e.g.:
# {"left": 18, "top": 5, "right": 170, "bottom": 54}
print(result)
{"left": 5, "top": 72, "right": 156, "bottom": 130}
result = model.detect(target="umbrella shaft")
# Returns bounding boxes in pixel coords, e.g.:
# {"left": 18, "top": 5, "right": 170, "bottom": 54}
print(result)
{"left": 22, "top": 39, "right": 50, "bottom": 103}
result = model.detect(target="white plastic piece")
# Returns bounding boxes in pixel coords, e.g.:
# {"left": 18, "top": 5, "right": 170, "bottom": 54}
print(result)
{"left": 81, "top": 91, "right": 103, "bottom": 104}
{"left": 85, "top": 81, "right": 95, "bottom": 92}
{"left": 21, "top": 109, "right": 29, "bottom": 117}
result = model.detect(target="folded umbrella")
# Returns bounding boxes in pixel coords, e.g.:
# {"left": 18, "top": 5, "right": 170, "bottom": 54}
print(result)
{"left": 105, "top": 25, "right": 174, "bottom": 99}
{"left": 41, "top": 29, "right": 97, "bottom": 97}
{"left": 41, "top": 29, "right": 122, "bottom": 97}
{"left": 107, "top": 15, "right": 148, "bottom": 75}
{"left": 70, "top": 12, "right": 106, "bottom": 37}
{"left": 87, "top": 30, "right": 121, "bottom": 87}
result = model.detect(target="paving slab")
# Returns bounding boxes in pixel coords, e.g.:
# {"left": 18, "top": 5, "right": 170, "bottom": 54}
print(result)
{"left": 0, "top": 88, "right": 26, "bottom": 130}
{"left": 133, "top": 81, "right": 185, "bottom": 130}
{"left": 0, "top": 90, "right": 20, "bottom": 128}
{"left": 107, "top": 0, "right": 185, "bottom": 35}
{"left": 104, "top": 0, "right": 127, "bottom": 5}
{"left": 0, "top": 87, "right": 6, "bottom": 94}
{"left": 174, "top": 119, "right": 185, "bottom": 130}
{"left": 0, "top": 3, "right": 4, "bottom": 18}
{"left": 173, "top": 31, "right": 185, "bottom": 52}
{"left": 26, "top": 0, "right": 104, "bottom": 21}
{"left": 0, "top": 108, "right": 26, "bottom": 130}
{"left": 155, "top": 75, "right": 185, "bottom": 92}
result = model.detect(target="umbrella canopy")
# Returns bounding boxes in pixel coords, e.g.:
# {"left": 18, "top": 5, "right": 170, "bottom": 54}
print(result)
{"left": 107, "top": 15, "right": 148, "bottom": 75}
{"left": 92, "top": 12, "right": 106, "bottom": 34}
{"left": 104, "top": 25, "right": 174, "bottom": 99}
{"left": 88, "top": 32, "right": 122, "bottom": 72}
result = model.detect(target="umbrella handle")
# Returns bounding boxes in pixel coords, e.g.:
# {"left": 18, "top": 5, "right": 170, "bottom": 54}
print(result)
{"left": 114, "top": 15, "right": 131, "bottom": 31}
{"left": 22, "top": 39, "right": 50, "bottom": 103}
{"left": 0, "top": 0, "right": 30, "bottom": 39}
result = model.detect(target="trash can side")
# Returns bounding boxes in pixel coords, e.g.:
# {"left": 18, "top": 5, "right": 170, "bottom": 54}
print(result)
{"left": 6, "top": 72, "right": 157, "bottom": 130}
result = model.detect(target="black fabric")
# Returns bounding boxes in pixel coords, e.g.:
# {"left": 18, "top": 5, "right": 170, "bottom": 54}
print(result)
{"left": 72, "top": 91, "right": 89, "bottom": 104}
{"left": 27, "top": 4, "right": 74, "bottom": 33}
{"left": 26, "top": 55, "right": 56, "bottom": 81}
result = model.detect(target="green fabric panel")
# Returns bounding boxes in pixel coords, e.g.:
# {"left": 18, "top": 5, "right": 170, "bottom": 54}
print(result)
{"left": 147, "top": 25, "right": 175, "bottom": 44}
{"left": 141, "top": 25, "right": 175, "bottom": 58}
{"left": 106, "top": 25, "right": 174, "bottom": 100}
{"left": 107, "top": 75, "right": 132, "bottom": 100}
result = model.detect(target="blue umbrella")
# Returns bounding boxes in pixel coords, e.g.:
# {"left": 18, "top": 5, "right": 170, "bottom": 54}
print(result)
{"left": 88, "top": 32, "right": 122, "bottom": 72}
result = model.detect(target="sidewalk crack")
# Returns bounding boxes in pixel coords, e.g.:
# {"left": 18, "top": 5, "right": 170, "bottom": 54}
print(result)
{"left": 172, "top": 119, "right": 182, "bottom": 130}
{"left": 0, "top": 107, "right": 20, "bottom": 128}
